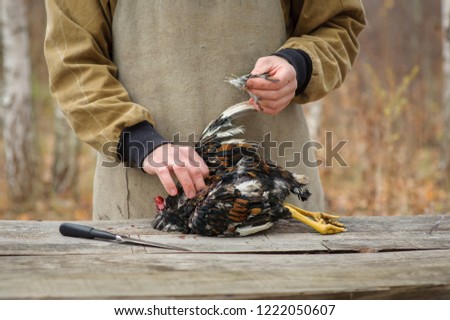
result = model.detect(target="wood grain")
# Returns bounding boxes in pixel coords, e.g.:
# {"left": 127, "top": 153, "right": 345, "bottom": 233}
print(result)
{"left": 0, "top": 215, "right": 449, "bottom": 299}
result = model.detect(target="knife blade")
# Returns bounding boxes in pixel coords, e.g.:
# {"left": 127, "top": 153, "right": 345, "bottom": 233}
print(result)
{"left": 59, "top": 222, "right": 189, "bottom": 251}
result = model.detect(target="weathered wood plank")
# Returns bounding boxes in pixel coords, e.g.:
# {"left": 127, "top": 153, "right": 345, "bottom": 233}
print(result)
{"left": 320, "top": 231, "right": 450, "bottom": 252}
{"left": 3, "top": 231, "right": 450, "bottom": 255}
{"left": 0, "top": 216, "right": 449, "bottom": 299}
{"left": 1, "top": 216, "right": 449, "bottom": 254}
{"left": 1, "top": 250, "right": 449, "bottom": 299}
{"left": 1, "top": 230, "right": 449, "bottom": 255}
{"left": 1, "top": 215, "right": 448, "bottom": 237}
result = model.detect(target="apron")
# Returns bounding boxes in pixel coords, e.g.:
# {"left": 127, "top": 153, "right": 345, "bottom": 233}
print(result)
{"left": 93, "top": 0, "right": 325, "bottom": 220}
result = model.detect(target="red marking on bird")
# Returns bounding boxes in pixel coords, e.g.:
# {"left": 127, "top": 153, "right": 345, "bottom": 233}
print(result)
{"left": 154, "top": 196, "right": 165, "bottom": 211}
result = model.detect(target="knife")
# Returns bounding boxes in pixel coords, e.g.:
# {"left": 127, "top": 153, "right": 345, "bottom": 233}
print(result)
{"left": 59, "top": 222, "right": 189, "bottom": 251}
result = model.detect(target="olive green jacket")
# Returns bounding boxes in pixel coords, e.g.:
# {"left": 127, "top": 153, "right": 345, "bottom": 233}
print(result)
{"left": 44, "top": 0, "right": 365, "bottom": 158}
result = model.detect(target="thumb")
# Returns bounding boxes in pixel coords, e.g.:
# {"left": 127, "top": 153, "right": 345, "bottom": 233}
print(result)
{"left": 251, "top": 57, "right": 272, "bottom": 75}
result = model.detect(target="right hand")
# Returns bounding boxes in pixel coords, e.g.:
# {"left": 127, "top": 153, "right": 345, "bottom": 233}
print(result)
{"left": 245, "top": 55, "right": 297, "bottom": 115}
{"left": 143, "top": 144, "right": 209, "bottom": 198}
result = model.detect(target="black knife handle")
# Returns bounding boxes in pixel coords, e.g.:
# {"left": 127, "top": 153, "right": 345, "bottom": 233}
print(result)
{"left": 59, "top": 223, "right": 117, "bottom": 241}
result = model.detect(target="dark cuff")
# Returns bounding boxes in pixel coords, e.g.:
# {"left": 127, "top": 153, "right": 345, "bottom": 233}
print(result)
{"left": 273, "top": 48, "right": 313, "bottom": 95}
{"left": 117, "top": 121, "right": 170, "bottom": 168}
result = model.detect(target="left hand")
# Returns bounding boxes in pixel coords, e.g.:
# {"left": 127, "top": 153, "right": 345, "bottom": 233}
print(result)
{"left": 246, "top": 55, "right": 297, "bottom": 115}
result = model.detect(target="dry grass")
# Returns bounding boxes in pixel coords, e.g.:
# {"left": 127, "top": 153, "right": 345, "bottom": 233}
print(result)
{"left": 317, "top": 64, "right": 450, "bottom": 216}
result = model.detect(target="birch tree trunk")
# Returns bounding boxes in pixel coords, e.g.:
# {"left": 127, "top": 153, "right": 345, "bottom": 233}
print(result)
{"left": 52, "top": 105, "right": 80, "bottom": 197}
{"left": 1, "top": 0, "right": 34, "bottom": 202}
{"left": 442, "top": 0, "right": 450, "bottom": 175}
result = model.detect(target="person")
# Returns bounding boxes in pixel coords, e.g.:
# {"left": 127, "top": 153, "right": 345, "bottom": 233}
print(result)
{"left": 44, "top": 0, "right": 365, "bottom": 220}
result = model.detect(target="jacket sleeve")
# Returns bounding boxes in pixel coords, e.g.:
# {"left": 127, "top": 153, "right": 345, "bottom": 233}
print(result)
{"left": 44, "top": 0, "right": 166, "bottom": 162}
{"left": 280, "top": 0, "right": 366, "bottom": 103}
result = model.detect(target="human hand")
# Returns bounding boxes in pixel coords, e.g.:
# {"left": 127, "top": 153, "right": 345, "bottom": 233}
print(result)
{"left": 246, "top": 55, "right": 297, "bottom": 115}
{"left": 143, "top": 144, "right": 209, "bottom": 198}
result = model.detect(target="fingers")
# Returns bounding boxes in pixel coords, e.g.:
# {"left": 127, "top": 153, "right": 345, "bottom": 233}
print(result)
{"left": 249, "top": 79, "right": 296, "bottom": 102}
{"left": 246, "top": 72, "right": 286, "bottom": 91}
{"left": 190, "top": 150, "right": 210, "bottom": 178}
{"left": 152, "top": 166, "right": 178, "bottom": 196}
{"left": 248, "top": 80, "right": 296, "bottom": 115}
{"left": 172, "top": 165, "right": 197, "bottom": 198}
{"left": 143, "top": 144, "right": 209, "bottom": 199}
{"left": 249, "top": 96, "right": 294, "bottom": 116}
{"left": 176, "top": 150, "right": 208, "bottom": 197}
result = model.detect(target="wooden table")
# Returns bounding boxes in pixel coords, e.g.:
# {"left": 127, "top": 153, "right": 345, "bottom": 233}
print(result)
{"left": 0, "top": 215, "right": 449, "bottom": 299}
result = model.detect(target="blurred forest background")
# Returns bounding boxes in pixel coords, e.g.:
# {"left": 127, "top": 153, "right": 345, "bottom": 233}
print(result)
{"left": 1, "top": 0, "right": 449, "bottom": 220}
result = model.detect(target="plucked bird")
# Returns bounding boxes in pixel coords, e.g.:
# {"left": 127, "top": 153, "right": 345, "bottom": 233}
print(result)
{"left": 152, "top": 74, "right": 345, "bottom": 236}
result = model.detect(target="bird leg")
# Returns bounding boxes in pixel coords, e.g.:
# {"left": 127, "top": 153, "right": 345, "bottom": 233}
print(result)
{"left": 283, "top": 203, "right": 346, "bottom": 235}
